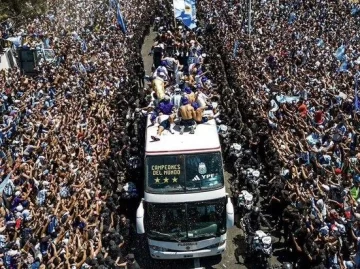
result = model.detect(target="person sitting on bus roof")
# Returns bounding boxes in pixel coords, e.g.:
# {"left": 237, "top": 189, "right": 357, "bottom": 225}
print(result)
{"left": 193, "top": 103, "right": 219, "bottom": 125}
{"left": 179, "top": 97, "right": 196, "bottom": 135}
{"left": 175, "top": 70, "right": 184, "bottom": 85}
{"left": 158, "top": 95, "right": 174, "bottom": 115}
{"left": 149, "top": 95, "right": 173, "bottom": 125}
{"left": 153, "top": 62, "right": 169, "bottom": 82}
{"left": 183, "top": 74, "right": 195, "bottom": 88}
{"left": 171, "top": 87, "right": 182, "bottom": 110}
{"left": 183, "top": 87, "right": 196, "bottom": 103}
{"left": 148, "top": 93, "right": 169, "bottom": 124}
{"left": 195, "top": 86, "right": 213, "bottom": 108}
{"left": 162, "top": 56, "right": 181, "bottom": 80}
{"left": 188, "top": 62, "right": 201, "bottom": 75}
{"left": 151, "top": 112, "right": 176, "bottom": 142}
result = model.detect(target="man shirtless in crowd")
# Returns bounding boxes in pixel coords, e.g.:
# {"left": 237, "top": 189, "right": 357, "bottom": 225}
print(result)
{"left": 194, "top": 106, "right": 214, "bottom": 124}
{"left": 179, "top": 98, "right": 196, "bottom": 134}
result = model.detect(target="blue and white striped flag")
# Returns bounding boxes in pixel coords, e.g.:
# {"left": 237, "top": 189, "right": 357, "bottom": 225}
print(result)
{"left": 288, "top": 12, "right": 297, "bottom": 24}
{"left": 355, "top": 73, "right": 360, "bottom": 112}
{"left": 78, "top": 62, "right": 87, "bottom": 74}
{"left": 116, "top": 3, "right": 127, "bottom": 34}
{"left": 233, "top": 40, "right": 239, "bottom": 58}
{"left": 316, "top": 38, "right": 324, "bottom": 47}
{"left": 351, "top": 7, "right": 360, "bottom": 17}
{"left": 334, "top": 45, "right": 346, "bottom": 62}
{"left": 81, "top": 40, "right": 87, "bottom": 52}
{"left": 109, "top": 0, "right": 117, "bottom": 10}
{"left": 338, "top": 61, "right": 349, "bottom": 73}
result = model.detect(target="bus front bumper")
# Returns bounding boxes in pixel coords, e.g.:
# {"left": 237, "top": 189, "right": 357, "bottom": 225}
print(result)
{"left": 149, "top": 243, "right": 226, "bottom": 259}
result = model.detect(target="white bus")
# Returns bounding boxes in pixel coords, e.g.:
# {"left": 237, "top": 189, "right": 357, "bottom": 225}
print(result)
{"left": 136, "top": 111, "right": 234, "bottom": 260}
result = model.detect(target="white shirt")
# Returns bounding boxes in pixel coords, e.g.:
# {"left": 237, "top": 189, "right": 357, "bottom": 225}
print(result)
{"left": 175, "top": 71, "right": 183, "bottom": 84}
{"left": 153, "top": 66, "right": 168, "bottom": 80}
{"left": 188, "top": 63, "right": 196, "bottom": 74}
{"left": 163, "top": 57, "right": 177, "bottom": 71}
{"left": 171, "top": 93, "right": 182, "bottom": 109}
{"left": 196, "top": 92, "right": 209, "bottom": 108}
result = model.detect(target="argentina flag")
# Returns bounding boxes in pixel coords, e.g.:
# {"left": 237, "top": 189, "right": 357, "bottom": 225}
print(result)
{"left": 233, "top": 40, "right": 239, "bottom": 58}
{"left": 109, "top": 0, "right": 117, "bottom": 10}
{"left": 355, "top": 72, "right": 360, "bottom": 111}
{"left": 338, "top": 61, "right": 349, "bottom": 73}
{"left": 78, "top": 62, "right": 87, "bottom": 74}
{"left": 316, "top": 38, "right": 324, "bottom": 47}
{"left": 351, "top": 7, "right": 360, "bottom": 16}
{"left": 288, "top": 12, "right": 297, "bottom": 24}
{"left": 174, "top": 0, "right": 197, "bottom": 29}
{"left": 334, "top": 45, "right": 346, "bottom": 62}
{"left": 116, "top": 3, "right": 127, "bottom": 34}
{"left": 81, "top": 40, "right": 87, "bottom": 52}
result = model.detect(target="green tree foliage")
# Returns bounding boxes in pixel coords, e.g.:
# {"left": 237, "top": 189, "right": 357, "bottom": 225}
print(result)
{"left": 0, "top": 0, "right": 47, "bottom": 21}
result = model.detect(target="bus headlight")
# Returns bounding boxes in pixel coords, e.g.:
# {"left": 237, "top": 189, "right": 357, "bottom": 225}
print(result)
{"left": 149, "top": 245, "right": 168, "bottom": 251}
{"left": 207, "top": 240, "right": 226, "bottom": 249}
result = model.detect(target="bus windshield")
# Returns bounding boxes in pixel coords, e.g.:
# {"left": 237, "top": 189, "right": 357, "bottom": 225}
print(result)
{"left": 145, "top": 198, "right": 226, "bottom": 242}
{"left": 146, "top": 152, "right": 224, "bottom": 193}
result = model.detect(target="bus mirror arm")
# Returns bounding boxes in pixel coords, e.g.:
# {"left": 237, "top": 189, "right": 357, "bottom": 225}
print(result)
{"left": 136, "top": 199, "right": 145, "bottom": 234}
{"left": 226, "top": 196, "right": 234, "bottom": 228}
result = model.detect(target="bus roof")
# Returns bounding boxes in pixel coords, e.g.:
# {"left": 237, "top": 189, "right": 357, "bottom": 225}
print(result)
{"left": 145, "top": 111, "right": 221, "bottom": 154}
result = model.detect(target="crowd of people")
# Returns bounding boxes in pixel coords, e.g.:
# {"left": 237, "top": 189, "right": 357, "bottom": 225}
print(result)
{"left": 0, "top": 0, "right": 159, "bottom": 267}
{"left": 197, "top": 0, "right": 360, "bottom": 268}
{"left": 2, "top": 0, "right": 360, "bottom": 268}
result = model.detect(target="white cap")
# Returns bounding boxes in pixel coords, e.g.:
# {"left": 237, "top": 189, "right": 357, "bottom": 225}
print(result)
{"left": 15, "top": 212, "right": 23, "bottom": 219}
{"left": 16, "top": 204, "right": 24, "bottom": 212}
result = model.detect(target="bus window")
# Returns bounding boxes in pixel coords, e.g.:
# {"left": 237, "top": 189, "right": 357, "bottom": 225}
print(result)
{"left": 185, "top": 152, "right": 224, "bottom": 190}
{"left": 187, "top": 199, "right": 226, "bottom": 239}
{"left": 146, "top": 155, "right": 185, "bottom": 192}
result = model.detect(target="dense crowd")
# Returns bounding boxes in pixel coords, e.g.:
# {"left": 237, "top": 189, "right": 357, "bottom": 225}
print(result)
{"left": 198, "top": 0, "right": 360, "bottom": 268}
{"left": 3, "top": 0, "right": 360, "bottom": 268}
{"left": 0, "top": 0, "right": 158, "bottom": 267}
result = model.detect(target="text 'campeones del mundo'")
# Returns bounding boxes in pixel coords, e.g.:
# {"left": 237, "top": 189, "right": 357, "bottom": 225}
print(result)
{"left": 152, "top": 165, "right": 181, "bottom": 176}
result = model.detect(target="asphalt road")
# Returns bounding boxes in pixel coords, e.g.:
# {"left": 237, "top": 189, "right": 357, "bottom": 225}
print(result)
{"left": 139, "top": 29, "right": 283, "bottom": 269}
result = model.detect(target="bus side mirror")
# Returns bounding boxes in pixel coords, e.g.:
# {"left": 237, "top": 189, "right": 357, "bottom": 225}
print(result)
{"left": 226, "top": 196, "right": 234, "bottom": 228}
{"left": 136, "top": 199, "right": 145, "bottom": 234}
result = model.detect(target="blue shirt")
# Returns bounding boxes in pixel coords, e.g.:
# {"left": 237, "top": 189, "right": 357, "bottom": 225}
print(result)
{"left": 158, "top": 101, "right": 173, "bottom": 115}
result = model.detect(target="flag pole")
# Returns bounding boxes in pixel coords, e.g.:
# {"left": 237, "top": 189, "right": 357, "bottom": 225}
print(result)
{"left": 355, "top": 72, "right": 359, "bottom": 112}
{"left": 248, "top": 0, "right": 251, "bottom": 38}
